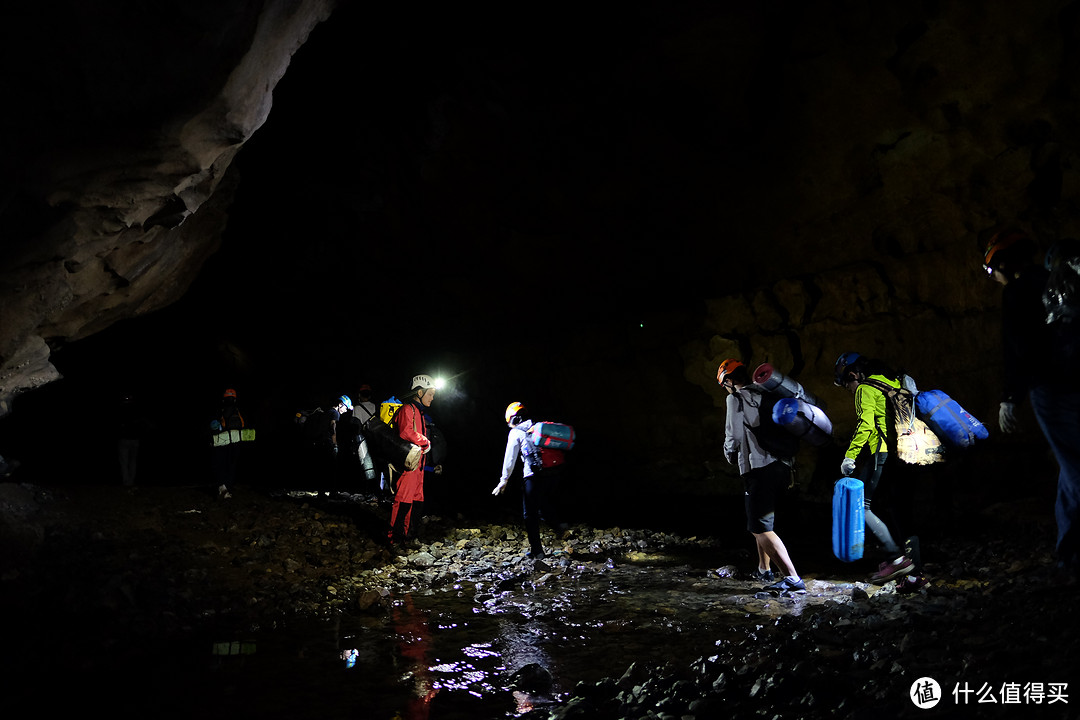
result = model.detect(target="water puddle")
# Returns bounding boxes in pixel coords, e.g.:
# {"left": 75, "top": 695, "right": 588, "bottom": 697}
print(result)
{"left": 194, "top": 548, "right": 869, "bottom": 719}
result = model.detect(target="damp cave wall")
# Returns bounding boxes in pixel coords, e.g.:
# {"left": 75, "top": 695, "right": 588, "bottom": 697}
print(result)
{"left": 0, "top": 1, "right": 1077, "bottom": 519}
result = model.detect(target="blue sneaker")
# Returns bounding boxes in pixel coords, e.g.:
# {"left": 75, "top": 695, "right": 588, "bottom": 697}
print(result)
{"left": 763, "top": 576, "right": 806, "bottom": 593}
{"left": 750, "top": 568, "right": 776, "bottom": 582}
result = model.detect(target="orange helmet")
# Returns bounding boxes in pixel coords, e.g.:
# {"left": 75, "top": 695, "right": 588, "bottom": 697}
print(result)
{"left": 983, "top": 230, "right": 1028, "bottom": 275}
{"left": 223, "top": 388, "right": 237, "bottom": 399}
{"left": 716, "top": 359, "right": 744, "bottom": 385}
{"left": 505, "top": 402, "right": 526, "bottom": 424}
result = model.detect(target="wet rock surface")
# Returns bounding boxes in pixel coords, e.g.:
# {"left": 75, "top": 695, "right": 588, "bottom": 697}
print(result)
{"left": 1, "top": 481, "right": 1077, "bottom": 718}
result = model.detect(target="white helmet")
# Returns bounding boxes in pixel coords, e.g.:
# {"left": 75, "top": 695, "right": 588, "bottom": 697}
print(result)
{"left": 411, "top": 374, "right": 435, "bottom": 391}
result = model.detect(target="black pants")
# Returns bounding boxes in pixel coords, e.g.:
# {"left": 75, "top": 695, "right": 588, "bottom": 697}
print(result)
{"left": 523, "top": 468, "right": 561, "bottom": 553}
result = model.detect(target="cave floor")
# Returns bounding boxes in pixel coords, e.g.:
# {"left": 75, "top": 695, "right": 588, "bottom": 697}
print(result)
{"left": 0, "top": 480, "right": 1076, "bottom": 719}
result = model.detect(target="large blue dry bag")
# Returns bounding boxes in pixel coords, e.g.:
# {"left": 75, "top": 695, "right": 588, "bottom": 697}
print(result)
{"left": 914, "top": 389, "right": 988, "bottom": 449}
{"left": 832, "top": 477, "right": 865, "bottom": 562}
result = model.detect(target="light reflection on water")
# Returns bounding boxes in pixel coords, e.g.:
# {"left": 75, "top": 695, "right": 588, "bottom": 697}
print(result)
{"left": 189, "top": 547, "right": 849, "bottom": 719}
{"left": 323, "top": 551, "right": 764, "bottom": 718}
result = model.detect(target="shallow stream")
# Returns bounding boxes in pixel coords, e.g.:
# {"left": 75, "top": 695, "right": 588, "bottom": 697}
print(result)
{"left": 187, "top": 548, "right": 843, "bottom": 720}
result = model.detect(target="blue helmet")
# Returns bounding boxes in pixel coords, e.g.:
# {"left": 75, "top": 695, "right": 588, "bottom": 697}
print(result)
{"left": 338, "top": 395, "right": 353, "bottom": 411}
{"left": 834, "top": 352, "right": 862, "bottom": 386}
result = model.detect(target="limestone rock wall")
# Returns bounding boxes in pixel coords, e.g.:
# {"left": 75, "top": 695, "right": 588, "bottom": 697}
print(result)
{"left": 667, "top": 0, "right": 1080, "bottom": 486}
{"left": 0, "top": 0, "right": 335, "bottom": 416}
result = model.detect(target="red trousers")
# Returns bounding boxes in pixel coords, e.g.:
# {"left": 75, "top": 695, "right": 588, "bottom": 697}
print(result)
{"left": 388, "top": 467, "right": 424, "bottom": 540}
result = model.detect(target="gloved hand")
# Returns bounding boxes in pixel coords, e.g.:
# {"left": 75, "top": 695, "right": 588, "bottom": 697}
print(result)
{"left": 433, "top": 465, "right": 443, "bottom": 475}
{"left": 999, "top": 401, "right": 1018, "bottom": 434}
{"left": 492, "top": 479, "right": 508, "bottom": 495}
{"left": 840, "top": 457, "right": 856, "bottom": 476}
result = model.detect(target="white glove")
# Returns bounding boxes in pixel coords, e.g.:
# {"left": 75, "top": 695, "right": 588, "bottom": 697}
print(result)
{"left": 840, "top": 457, "right": 856, "bottom": 476}
{"left": 999, "top": 402, "right": 1018, "bottom": 434}
{"left": 492, "top": 479, "right": 508, "bottom": 495}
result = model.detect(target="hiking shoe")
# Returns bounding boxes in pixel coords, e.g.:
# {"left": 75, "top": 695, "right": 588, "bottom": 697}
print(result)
{"left": 896, "top": 574, "right": 929, "bottom": 594}
{"left": 763, "top": 577, "right": 806, "bottom": 593}
{"left": 870, "top": 556, "right": 914, "bottom": 583}
{"left": 749, "top": 568, "right": 776, "bottom": 582}
{"left": 526, "top": 549, "right": 546, "bottom": 561}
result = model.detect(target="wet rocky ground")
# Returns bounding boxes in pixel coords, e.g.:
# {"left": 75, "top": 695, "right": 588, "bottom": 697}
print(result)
{"left": 1, "top": 479, "right": 1077, "bottom": 719}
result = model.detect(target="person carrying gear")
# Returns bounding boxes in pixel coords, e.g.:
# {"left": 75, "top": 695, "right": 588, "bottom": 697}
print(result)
{"left": 329, "top": 395, "right": 353, "bottom": 458}
{"left": 350, "top": 385, "right": 379, "bottom": 487}
{"left": 388, "top": 375, "right": 436, "bottom": 547}
{"left": 984, "top": 230, "right": 1056, "bottom": 433}
{"left": 492, "top": 401, "right": 565, "bottom": 561}
{"left": 355, "top": 385, "right": 378, "bottom": 425}
{"left": 718, "top": 360, "right": 805, "bottom": 593}
{"left": 984, "top": 229, "right": 1080, "bottom": 575}
{"left": 835, "top": 353, "right": 920, "bottom": 584}
{"left": 211, "top": 388, "right": 246, "bottom": 499}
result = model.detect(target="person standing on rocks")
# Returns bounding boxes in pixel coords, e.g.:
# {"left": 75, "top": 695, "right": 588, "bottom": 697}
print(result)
{"left": 718, "top": 360, "right": 805, "bottom": 594}
{"left": 388, "top": 375, "right": 435, "bottom": 547}
{"left": 351, "top": 384, "right": 379, "bottom": 490}
{"left": 834, "top": 353, "right": 923, "bottom": 588}
{"left": 210, "top": 388, "right": 248, "bottom": 500}
{"left": 492, "top": 401, "right": 563, "bottom": 562}
{"left": 328, "top": 394, "right": 353, "bottom": 461}
{"left": 984, "top": 229, "right": 1080, "bottom": 576}
{"left": 115, "top": 390, "right": 150, "bottom": 487}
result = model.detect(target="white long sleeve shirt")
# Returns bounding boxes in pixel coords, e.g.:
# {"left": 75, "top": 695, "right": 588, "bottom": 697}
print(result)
{"left": 500, "top": 419, "right": 537, "bottom": 481}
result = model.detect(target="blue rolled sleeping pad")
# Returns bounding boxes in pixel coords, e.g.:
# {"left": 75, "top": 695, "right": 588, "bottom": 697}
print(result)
{"left": 771, "top": 396, "right": 833, "bottom": 447}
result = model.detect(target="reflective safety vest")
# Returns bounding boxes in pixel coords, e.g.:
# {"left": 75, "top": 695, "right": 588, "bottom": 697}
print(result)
{"left": 211, "top": 428, "right": 256, "bottom": 446}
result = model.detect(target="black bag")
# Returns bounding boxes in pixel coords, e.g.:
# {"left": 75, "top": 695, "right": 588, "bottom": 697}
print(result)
{"left": 363, "top": 415, "right": 423, "bottom": 471}
{"left": 295, "top": 408, "right": 331, "bottom": 445}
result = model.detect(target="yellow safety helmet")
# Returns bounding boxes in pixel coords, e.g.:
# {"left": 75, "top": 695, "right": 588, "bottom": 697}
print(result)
{"left": 505, "top": 402, "right": 526, "bottom": 424}
{"left": 716, "top": 359, "right": 745, "bottom": 386}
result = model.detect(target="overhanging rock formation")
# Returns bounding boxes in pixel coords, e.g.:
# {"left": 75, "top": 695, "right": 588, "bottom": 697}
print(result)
{"left": 0, "top": 0, "right": 335, "bottom": 417}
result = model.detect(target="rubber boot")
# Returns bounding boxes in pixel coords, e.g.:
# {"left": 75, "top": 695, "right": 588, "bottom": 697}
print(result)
{"left": 408, "top": 501, "right": 424, "bottom": 541}
{"left": 390, "top": 502, "right": 411, "bottom": 545}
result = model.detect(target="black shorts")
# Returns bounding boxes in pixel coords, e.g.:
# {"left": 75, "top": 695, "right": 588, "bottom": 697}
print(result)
{"left": 743, "top": 461, "right": 790, "bottom": 534}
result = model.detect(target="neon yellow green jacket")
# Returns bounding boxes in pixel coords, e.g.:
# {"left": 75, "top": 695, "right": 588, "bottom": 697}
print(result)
{"left": 844, "top": 374, "right": 897, "bottom": 460}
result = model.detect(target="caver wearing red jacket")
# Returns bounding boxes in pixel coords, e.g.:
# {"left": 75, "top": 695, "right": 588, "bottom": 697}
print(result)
{"left": 388, "top": 374, "right": 436, "bottom": 545}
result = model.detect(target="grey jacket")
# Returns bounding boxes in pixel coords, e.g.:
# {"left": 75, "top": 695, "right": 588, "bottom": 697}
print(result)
{"left": 723, "top": 387, "right": 785, "bottom": 476}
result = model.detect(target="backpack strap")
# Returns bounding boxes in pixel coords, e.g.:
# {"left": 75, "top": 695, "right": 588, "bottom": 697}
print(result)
{"left": 860, "top": 377, "right": 916, "bottom": 430}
